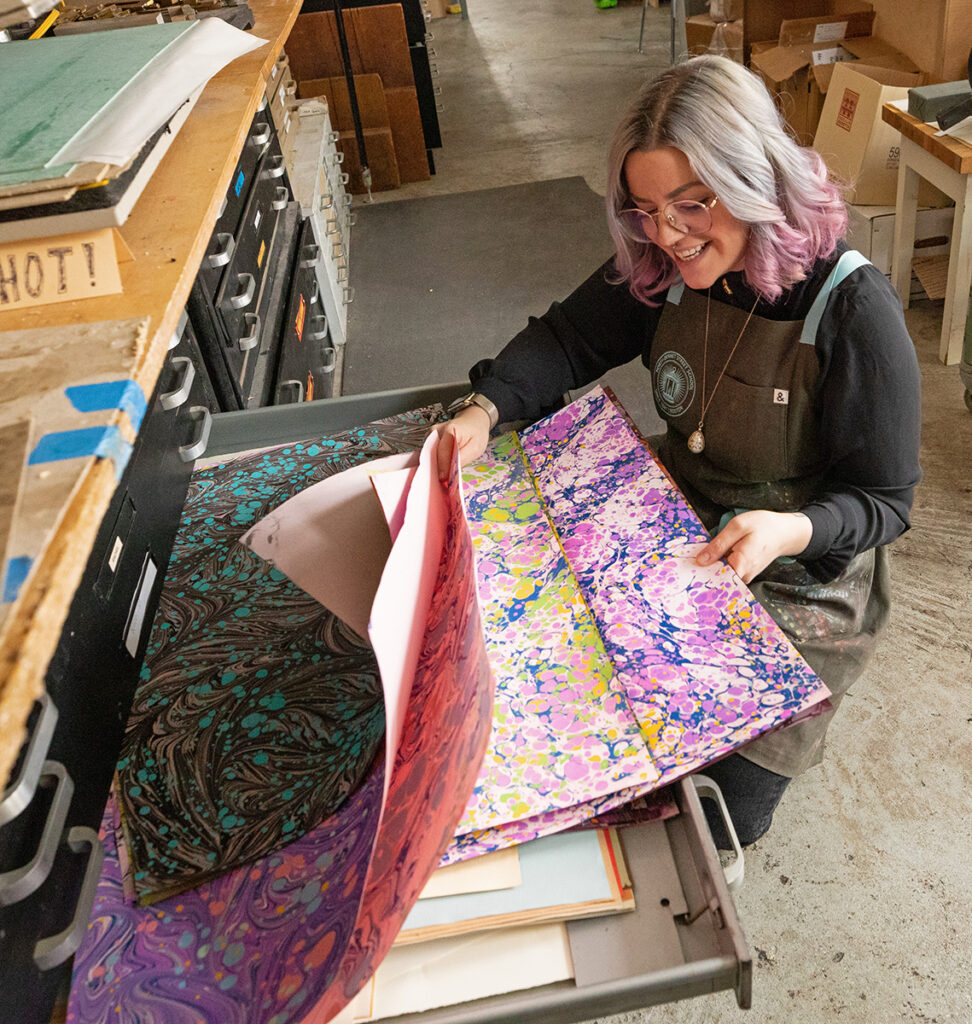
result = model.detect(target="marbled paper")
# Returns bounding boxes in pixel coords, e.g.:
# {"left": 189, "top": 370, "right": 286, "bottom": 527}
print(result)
{"left": 456, "top": 434, "right": 658, "bottom": 836}
{"left": 116, "top": 410, "right": 441, "bottom": 902}
{"left": 69, "top": 438, "right": 494, "bottom": 1024}
{"left": 519, "top": 387, "right": 828, "bottom": 783}
{"left": 445, "top": 386, "right": 829, "bottom": 863}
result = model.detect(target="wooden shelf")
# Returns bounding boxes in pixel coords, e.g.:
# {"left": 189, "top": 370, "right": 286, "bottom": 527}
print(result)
{"left": 0, "top": 0, "right": 302, "bottom": 790}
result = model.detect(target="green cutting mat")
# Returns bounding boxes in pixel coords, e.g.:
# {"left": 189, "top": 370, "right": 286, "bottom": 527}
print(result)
{"left": 0, "top": 23, "right": 193, "bottom": 183}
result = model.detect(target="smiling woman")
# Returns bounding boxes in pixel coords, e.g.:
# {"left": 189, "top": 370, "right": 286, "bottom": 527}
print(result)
{"left": 435, "top": 55, "right": 922, "bottom": 850}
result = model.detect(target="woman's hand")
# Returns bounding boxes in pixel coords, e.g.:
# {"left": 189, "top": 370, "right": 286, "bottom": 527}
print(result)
{"left": 695, "top": 510, "right": 813, "bottom": 584}
{"left": 435, "top": 405, "right": 491, "bottom": 480}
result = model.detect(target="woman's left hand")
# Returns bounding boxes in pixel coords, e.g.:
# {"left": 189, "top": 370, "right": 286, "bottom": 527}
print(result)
{"left": 695, "top": 510, "right": 813, "bottom": 584}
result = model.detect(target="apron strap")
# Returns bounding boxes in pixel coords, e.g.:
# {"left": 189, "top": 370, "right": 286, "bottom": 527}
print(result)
{"left": 798, "top": 249, "right": 871, "bottom": 347}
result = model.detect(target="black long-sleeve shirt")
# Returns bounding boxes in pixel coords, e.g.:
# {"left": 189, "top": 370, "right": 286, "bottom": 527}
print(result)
{"left": 470, "top": 248, "right": 922, "bottom": 582}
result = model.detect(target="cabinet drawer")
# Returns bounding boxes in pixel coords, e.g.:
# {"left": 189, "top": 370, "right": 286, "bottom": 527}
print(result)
{"left": 274, "top": 218, "right": 336, "bottom": 404}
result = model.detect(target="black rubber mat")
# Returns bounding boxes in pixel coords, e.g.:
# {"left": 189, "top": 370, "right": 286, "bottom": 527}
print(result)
{"left": 343, "top": 177, "right": 613, "bottom": 395}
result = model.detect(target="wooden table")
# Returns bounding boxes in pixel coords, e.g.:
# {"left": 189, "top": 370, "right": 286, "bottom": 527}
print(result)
{"left": 882, "top": 101, "right": 972, "bottom": 366}
{"left": 0, "top": 0, "right": 301, "bottom": 792}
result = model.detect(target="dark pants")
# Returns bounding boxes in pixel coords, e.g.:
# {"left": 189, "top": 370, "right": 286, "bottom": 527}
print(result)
{"left": 698, "top": 754, "right": 791, "bottom": 849}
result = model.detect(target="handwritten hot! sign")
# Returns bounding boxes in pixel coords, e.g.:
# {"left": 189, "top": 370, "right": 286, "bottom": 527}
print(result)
{"left": 0, "top": 227, "right": 123, "bottom": 310}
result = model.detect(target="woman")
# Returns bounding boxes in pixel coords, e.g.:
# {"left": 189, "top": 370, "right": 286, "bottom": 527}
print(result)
{"left": 438, "top": 55, "right": 922, "bottom": 846}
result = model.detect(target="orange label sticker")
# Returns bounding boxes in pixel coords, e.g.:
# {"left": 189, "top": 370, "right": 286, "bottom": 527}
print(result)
{"left": 836, "top": 87, "right": 858, "bottom": 132}
{"left": 257, "top": 239, "right": 266, "bottom": 268}
{"left": 295, "top": 293, "right": 306, "bottom": 341}
{"left": 305, "top": 371, "right": 314, "bottom": 402}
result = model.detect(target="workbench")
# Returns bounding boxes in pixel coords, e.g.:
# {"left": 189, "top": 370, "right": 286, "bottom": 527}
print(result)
{"left": 882, "top": 101, "right": 972, "bottom": 366}
{"left": 0, "top": 0, "right": 301, "bottom": 796}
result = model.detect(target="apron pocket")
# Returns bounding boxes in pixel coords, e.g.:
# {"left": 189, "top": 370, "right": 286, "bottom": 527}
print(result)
{"left": 700, "top": 373, "right": 788, "bottom": 483}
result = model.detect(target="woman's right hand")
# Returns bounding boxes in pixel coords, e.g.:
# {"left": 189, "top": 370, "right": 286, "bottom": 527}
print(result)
{"left": 435, "top": 405, "right": 491, "bottom": 480}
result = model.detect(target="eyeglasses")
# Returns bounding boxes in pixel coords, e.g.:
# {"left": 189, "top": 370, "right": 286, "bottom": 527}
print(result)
{"left": 619, "top": 196, "right": 719, "bottom": 241}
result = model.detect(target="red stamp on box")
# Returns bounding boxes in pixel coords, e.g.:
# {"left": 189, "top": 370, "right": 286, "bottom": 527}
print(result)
{"left": 836, "top": 88, "right": 859, "bottom": 132}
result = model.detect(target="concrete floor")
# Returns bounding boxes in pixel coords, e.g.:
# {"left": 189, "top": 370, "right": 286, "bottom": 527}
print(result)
{"left": 359, "top": 1, "right": 972, "bottom": 1020}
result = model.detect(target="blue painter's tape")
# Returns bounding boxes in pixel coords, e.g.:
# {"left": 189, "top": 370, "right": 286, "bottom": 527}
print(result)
{"left": 235, "top": 170, "right": 245, "bottom": 196}
{"left": 65, "top": 380, "right": 147, "bottom": 431}
{"left": 2, "top": 556, "right": 32, "bottom": 604}
{"left": 28, "top": 425, "right": 134, "bottom": 479}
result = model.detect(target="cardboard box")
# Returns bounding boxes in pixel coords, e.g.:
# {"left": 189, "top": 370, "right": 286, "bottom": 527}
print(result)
{"left": 872, "top": 0, "right": 972, "bottom": 83}
{"left": 686, "top": 14, "right": 743, "bottom": 62}
{"left": 814, "top": 63, "right": 950, "bottom": 205}
{"left": 752, "top": 33, "right": 925, "bottom": 145}
{"left": 744, "top": 0, "right": 874, "bottom": 57}
{"left": 845, "top": 202, "right": 954, "bottom": 297}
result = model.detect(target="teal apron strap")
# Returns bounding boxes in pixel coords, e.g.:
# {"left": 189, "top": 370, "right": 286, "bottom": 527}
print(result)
{"left": 799, "top": 249, "right": 871, "bottom": 347}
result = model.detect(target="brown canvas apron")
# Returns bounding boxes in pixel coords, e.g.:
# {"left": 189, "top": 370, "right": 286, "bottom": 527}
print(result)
{"left": 647, "top": 255, "right": 890, "bottom": 777}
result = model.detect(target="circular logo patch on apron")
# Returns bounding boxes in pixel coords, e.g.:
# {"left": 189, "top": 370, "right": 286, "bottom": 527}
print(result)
{"left": 654, "top": 351, "right": 696, "bottom": 417}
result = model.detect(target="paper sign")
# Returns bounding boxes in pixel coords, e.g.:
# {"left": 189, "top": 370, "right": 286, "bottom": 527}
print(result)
{"left": 0, "top": 226, "right": 124, "bottom": 310}
{"left": 812, "top": 45, "right": 852, "bottom": 66}
{"left": 813, "top": 21, "right": 848, "bottom": 43}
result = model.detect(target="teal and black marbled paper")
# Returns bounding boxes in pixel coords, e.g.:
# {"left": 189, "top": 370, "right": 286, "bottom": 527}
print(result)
{"left": 116, "top": 409, "right": 442, "bottom": 902}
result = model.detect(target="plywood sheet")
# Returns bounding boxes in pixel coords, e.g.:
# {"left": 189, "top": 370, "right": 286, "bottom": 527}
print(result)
{"left": 384, "top": 86, "right": 430, "bottom": 183}
{"left": 0, "top": 316, "right": 146, "bottom": 793}
{"left": 286, "top": 6, "right": 415, "bottom": 89}
{"left": 326, "top": 73, "right": 390, "bottom": 131}
{"left": 338, "top": 127, "right": 401, "bottom": 192}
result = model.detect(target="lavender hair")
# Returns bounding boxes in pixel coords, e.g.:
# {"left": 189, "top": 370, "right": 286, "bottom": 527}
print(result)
{"left": 606, "top": 55, "right": 847, "bottom": 304}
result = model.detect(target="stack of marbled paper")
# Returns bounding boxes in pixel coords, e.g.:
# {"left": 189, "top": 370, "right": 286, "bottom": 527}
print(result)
{"left": 66, "top": 388, "right": 829, "bottom": 1024}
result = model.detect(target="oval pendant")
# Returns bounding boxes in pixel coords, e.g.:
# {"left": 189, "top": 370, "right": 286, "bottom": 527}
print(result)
{"left": 687, "top": 429, "right": 705, "bottom": 454}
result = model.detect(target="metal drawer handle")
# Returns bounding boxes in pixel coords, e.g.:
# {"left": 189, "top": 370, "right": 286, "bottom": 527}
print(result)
{"left": 283, "top": 81, "right": 297, "bottom": 99}
{"left": 0, "top": 761, "right": 74, "bottom": 906}
{"left": 238, "top": 312, "right": 261, "bottom": 351}
{"left": 257, "top": 94, "right": 268, "bottom": 114}
{"left": 337, "top": 265, "right": 348, "bottom": 283}
{"left": 0, "top": 694, "right": 58, "bottom": 826}
{"left": 319, "top": 193, "right": 334, "bottom": 211}
{"left": 272, "top": 186, "right": 289, "bottom": 211}
{"left": 348, "top": 214, "right": 357, "bottom": 228}
{"left": 299, "top": 243, "right": 321, "bottom": 269}
{"left": 692, "top": 775, "right": 744, "bottom": 892}
{"left": 218, "top": 195, "right": 228, "bottom": 219}
{"left": 331, "top": 241, "right": 345, "bottom": 259}
{"left": 325, "top": 219, "right": 340, "bottom": 236}
{"left": 33, "top": 827, "right": 105, "bottom": 971}
{"left": 263, "top": 154, "right": 286, "bottom": 179}
{"left": 344, "top": 285, "right": 355, "bottom": 305}
{"left": 306, "top": 314, "right": 328, "bottom": 342}
{"left": 339, "top": 172, "right": 349, "bottom": 186}
{"left": 425, "top": 30, "right": 435, "bottom": 41}
{"left": 309, "top": 277, "right": 320, "bottom": 305}
{"left": 251, "top": 121, "right": 271, "bottom": 146}
{"left": 228, "top": 273, "right": 256, "bottom": 310}
{"left": 321, "top": 346, "right": 337, "bottom": 372}
{"left": 436, "top": 103, "right": 445, "bottom": 114}
{"left": 178, "top": 406, "right": 212, "bottom": 463}
{"left": 277, "top": 378, "right": 304, "bottom": 403}
{"left": 328, "top": 130, "right": 340, "bottom": 144}
{"left": 433, "top": 86, "right": 442, "bottom": 97}
{"left": 428, "top": 46, "right": 437, "bottom": 57}
{"left": 207, "top": 232, "right": 236, "bottom": 269}
{"left": 160, "top": 356, "right": 195, "bottom": 411}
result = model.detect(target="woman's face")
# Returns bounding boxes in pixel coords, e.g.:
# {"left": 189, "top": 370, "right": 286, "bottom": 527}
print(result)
{"left": 623, "top": 146, "right": 749, "bottom": 290}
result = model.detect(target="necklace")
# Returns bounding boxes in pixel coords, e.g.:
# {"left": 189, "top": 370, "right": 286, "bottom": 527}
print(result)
{"left": 687, "top": 289, "right": 761, "bottom": 454}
